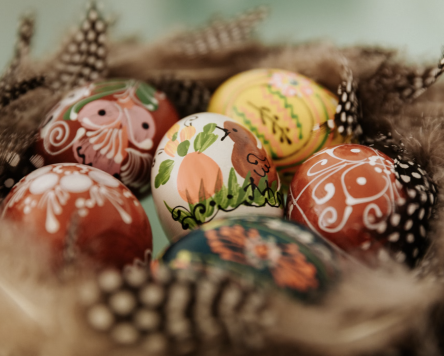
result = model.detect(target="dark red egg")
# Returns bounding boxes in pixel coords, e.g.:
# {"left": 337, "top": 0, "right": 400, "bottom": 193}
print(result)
{"left": 1, "top": 163, "right": 152, "bottom": 268}
{"left": 34, "top": 79, "right": 179, "bottom": 197}
{"left": 286, "top": 143, "right": 436, "bottom": 266}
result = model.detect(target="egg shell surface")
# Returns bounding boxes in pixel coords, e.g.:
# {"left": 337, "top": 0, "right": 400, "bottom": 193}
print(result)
{"left": 285, "top": 144, "right": 427, "bottom": 264}
{"left": 2, "top": 163, "right": 152, "bottom": 268}
{"left": 158, "top": 216, "right": 341, "bottom": 301}
{"left": 34, "top": 79, "right": 179, "bottom": 197}
{"left": 208, "top": 68, "right": 347, "bottom": 185}
{"left": 151, "top": 112, "right": 284, "bottom": 242}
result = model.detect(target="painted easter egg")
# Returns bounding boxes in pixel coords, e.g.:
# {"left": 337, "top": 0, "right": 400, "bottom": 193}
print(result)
{"left": 1, "top": 163, "right": 152, "bottom": 268}
{"left": 34, "top": 79, "right": 180, "bottom": 197}
{"left": 286, "top": 143, "right": 436, "bottom": 267}
{"left": 151, "top": 112, "right": 284, "bottom": 242}
{"left": 208, "top": 68, "right": 348, "bottom": 185}
{"left": 157, "top": 216, "right": 341, "bottom": 300}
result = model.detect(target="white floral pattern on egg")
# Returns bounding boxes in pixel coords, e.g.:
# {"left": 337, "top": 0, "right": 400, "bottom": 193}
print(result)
{"left": 2, "top": 163, "right": 152, "bottom": 268}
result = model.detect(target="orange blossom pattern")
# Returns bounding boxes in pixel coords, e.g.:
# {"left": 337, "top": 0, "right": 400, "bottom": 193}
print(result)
{"left": 204, "top": 225, "right": 319, "bottom": 291}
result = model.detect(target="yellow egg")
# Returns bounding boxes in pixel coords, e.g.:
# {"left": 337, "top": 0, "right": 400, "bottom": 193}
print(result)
{"left": 208, "top": 68, "right": 348, "bottom": 185}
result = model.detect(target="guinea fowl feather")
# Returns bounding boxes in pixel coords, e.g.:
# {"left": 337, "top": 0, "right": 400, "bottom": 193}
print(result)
{"left": 1, "top": 4, "right": 444, "bottom": 356}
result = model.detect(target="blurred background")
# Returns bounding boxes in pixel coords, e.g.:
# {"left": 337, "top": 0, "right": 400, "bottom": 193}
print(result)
{"left": 0, "top": 0, "right": 443, "bottom": 256}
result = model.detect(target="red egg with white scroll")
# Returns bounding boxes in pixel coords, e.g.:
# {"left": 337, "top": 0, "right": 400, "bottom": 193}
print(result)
{"left": 1, "top": 163, "right": 152, "bottom": 268}
{"left": 34, "top": 79, "right": 180, "bottom": 197}
{"left": 286, "top": 144, "right": 434, "bottom": 266}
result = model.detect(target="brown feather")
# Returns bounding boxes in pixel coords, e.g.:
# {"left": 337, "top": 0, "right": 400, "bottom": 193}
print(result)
{"left": 1, "top": 4, "right": 444, "bottom": 356}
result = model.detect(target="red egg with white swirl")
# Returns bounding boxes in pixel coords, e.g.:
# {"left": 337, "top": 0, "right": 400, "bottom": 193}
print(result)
{"left": 286, "top": 144, "right": 408, "bottom": 262}
{"left": 1, "top": 163, "right": 152, "bottom": 268}
{"left": 34, "top": 79, "right": 179, "bottom": 197}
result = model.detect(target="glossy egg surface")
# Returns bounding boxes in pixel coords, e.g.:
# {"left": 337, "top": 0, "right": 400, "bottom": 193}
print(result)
{"left": 158, "top": 216, "right": 342, "bottom": 300}
{"left": 151, "top": 113, "right": 284, "bottom": 242}
{"left": 208, "top": 69, "right": 347, "bottom": 184}
{"left": 2, "top": 163, "right": 152, "bottom": 268}
{"left": 34, "top": 79, "right": 180, "bottom": 197}
{"left": 285, "top": 144, "right": 425, "bottom": 264}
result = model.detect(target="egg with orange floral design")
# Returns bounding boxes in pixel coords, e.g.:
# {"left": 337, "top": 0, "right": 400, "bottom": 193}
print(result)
{"left": 157, "top": 216, "right": 342, "bottom": 300}
{"left": 34, "top": 79, "right": 180, "bottom": 198}
{"left": 151, "top": 113, "right": 284, "bottom": 242}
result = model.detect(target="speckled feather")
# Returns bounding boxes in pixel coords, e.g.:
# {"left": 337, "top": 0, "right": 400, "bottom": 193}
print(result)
{"left": 45, "top": 2, "right": 108, "bottom": 91}
{"left": 166, "top": 6, "right": 269, "bottom": 58}
{"left": 147, "top": 75, "right": 211, "bottom": 118}
{"left": 0, "top": 14, "right": 35, "bottom": 87}
{"left": 362, "top": 133, "right": 438, "bottom": 267}
{"left": 0, "top": 235, "right": 434, "bottom": 356}
{"left": 0, "top": 4, "right": 444, "bottom": 356}
{"left": 334, "top": 62, "right": 362, "bottom": 139}
{"left": 0, "top": 18, "right": 53, "bottom": 202}
{"left": 80, "top": 266, "right": 272, "bottom": 354}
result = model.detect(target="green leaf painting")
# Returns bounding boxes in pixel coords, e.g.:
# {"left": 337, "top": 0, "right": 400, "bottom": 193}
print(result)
{"left": 177, "top": 140, "right": 190, "bottom": 157}
{"left": 203, "top": 123, "right": 217, "bottom": 134}
{"left": 165, "top": 201, "right": 198, "bottom": 230}
{"left": 172, "top": 132, "right": 178, "bottom": 142}
{"left": 193, "top": 132, "right": 205, "bottom": 152}
{"left": 199, "top": 133, "right": 218, "bottom": 153}
{"left": 65, "top": 79, "right": 158, "bottom": 121}
{"left": 154, "top": 159, "right": 175, "bottom": 188}
{"left": 136, "top": 82, "right": 159, "bottom": 111}
{"left": 193, "top": 123, "right": 219, "bottom": 153}
{"left": 166, "top": 168, "right": 283, "bottom": 231}
{"left": 92, "top": 80, "right": 127, "bottom": 94}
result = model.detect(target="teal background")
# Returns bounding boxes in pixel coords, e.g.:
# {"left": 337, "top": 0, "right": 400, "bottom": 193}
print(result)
{"left": 0, "top": 0, "right": 443, "bottom": 256}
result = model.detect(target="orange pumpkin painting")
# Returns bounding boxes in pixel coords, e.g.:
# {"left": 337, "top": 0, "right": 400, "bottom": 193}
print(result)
{"left": 180, "top": 125, "right": 197, "bottom": 141}
{"left": 177, "top": 152, "right": 223, "bottom": 204}
{"left": 152, "top": 113, "right": 284, "bottom": 241}
{"left": 164, "top": 140, "right": 179, "bottom": 157}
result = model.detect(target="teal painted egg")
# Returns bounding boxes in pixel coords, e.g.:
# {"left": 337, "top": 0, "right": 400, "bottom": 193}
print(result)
{"left": 158, "top": 216, "right": 342, "bottom": 301}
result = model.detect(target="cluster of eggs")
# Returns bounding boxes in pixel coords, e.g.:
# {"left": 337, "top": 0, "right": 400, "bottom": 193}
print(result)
{"left": 1, "top": 69, "right": 437, "bottom": 300}
{"left": 2, "top": 78, "right": 180, "bottom": 268}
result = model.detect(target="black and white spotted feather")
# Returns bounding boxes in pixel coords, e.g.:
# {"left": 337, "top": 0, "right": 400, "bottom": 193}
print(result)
{"left": 148, "top": 75, "right": 211, "bottom": 118}
{"left": 0, "top": 16, "right": 46, "bottom": 110}
{"left": 360, "top": 51, "right": 444, "bottom": 119}
{"left": 395, "top": 53, "right": 444, "bottom": 102}
{"left": 80, "top": 266, "right": 272, "bottom": 353}
{"left": 168, "top": 6, "right": 268, "bottom": 58}
{"left": 0, "top": 131, "right": 43, "bottom": 202}
{"left": 0, "top": 75, "right": 45, "bottom": 110}
{"left": 46, "top": 2, "right": 108, "bottom": 91}
{"left": 363, "top": 133, "right": 437, "bottom": 267}
{"left": 0, "top": 14, "right": 35, "bottom": 88}
{"left": 334, "top": 64, "right": 362, "bottom": 139}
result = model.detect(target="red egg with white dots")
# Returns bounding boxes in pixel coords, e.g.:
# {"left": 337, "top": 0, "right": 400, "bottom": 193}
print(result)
{"left": 286, "top": 144, "right": 434, "bottom": 266}
{"left": 1, "top": 163, "right": 152, "bottom": 268}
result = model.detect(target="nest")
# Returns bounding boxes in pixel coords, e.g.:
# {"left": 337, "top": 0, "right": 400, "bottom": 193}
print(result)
{"left": 1, "top": 3, "right": 444, "bottom": 356}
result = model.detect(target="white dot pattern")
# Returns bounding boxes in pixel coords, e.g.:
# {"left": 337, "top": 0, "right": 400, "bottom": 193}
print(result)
{"left": 334, "top": 70, "right": 361, "bottom": 139}
{"left": 362, "top": 132, "right": 437, "bottom": 267}
{"left": 48, "top": 3, "right": 108, "bottom": 91}
{"left": 83, "top": 266, "right": 270, "bottom": 351}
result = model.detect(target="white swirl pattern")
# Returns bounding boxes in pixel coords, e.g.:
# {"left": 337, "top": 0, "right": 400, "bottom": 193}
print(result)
{"left": 40, "top": 81, "right": 155, "bottom": 190}
{"left": 43, "top": 122, "right": 86, "bottom": 155}
{"left": 289, "top": 145, "right": 403, "bottom": 237}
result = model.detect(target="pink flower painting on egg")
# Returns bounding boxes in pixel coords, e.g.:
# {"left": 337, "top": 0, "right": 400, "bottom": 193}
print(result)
{"left": 269, "top": 71, "right": 314, "bottom": 97}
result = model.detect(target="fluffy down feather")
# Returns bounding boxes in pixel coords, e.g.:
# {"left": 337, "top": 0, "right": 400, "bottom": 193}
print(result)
{"left": 0, "top": 4, "right": 444, "bottom": 356}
